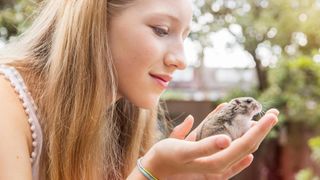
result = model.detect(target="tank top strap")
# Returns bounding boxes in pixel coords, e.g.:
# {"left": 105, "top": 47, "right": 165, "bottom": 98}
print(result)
{"left": 0, "top": 64, "right": 43, "bottom": 180}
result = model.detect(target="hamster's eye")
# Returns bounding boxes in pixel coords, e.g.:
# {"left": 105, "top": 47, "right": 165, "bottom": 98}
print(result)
{"left": 245, "top": 99, "right": 252, "bottom": 104}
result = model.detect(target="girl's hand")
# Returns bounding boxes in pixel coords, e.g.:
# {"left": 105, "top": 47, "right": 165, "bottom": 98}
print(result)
{"left": 140, "top": 104, "right": 279, "bottom": 179}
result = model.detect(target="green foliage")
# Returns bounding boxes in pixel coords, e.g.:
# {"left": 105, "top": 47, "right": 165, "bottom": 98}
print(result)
{"left": 295, "top": 136, "right": 320, "bottom": 180}
{"left": 192, "top": 0, "right": 320, "bottom": 91}
{"left": 259, "top": 56, "right": 320, "bottom": 127}
{"left": 192, "top": 0, "right": 320, "bottom": 58}
{"left": 309, "top": 136, "right": 320, "bottom": 164}
{"left": 0, "top": 0, "right": 37, "bottom": 41}
{"left": 295, "top": 168, "right": 319, "bottom": 180}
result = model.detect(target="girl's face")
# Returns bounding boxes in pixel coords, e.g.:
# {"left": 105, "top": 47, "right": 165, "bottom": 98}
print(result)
{"left": 109, "top": 0, "right": 193, "bottom": 109}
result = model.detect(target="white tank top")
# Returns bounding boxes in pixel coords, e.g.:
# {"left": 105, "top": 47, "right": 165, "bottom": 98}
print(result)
{"left": 0, "top": 64, "right": 43, "bottom": 180}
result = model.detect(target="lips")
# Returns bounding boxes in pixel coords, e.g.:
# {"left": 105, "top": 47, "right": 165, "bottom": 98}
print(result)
{"left": 150, "top": 74, "right": 172, "bottom": 82}
{"left": 149, "top": 73, "right": 172, "bottom": 89}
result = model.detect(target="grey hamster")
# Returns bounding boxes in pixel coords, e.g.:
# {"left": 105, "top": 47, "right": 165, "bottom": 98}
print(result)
{"left": 196, "top": 97, "right": 262, "bottom": 141}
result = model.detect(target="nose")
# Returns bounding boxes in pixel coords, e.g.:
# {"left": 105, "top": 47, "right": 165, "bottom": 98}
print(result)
{"left": 164, "top": 43, "right": 187, "bottom": 70}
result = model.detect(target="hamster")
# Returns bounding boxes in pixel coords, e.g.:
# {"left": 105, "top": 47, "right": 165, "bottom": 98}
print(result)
{"left": 196, "top": 97, "right": 262, "bottom": 141}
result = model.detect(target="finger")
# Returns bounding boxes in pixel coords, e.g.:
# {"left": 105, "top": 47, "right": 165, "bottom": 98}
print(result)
{"left": 266, "top": 108, "right": 279, "bottom": 116}
{"left": 170, "top": 115, "right": 194, "bottom": 139}
{"left": 210, "top": 102, "right": 228, "bottom": 115}
{"left": 182, "top": 135, "right": 231, "bottom": 162}
{"left": 215, "top": 103, "right": 228, "bottom": 111}
{"left": 201, "top": 111, "right": 278, "bottom": 168}
{"left": 223, "top": 154, "right": 254, "bottom": 179}
{"left": 185, "top": 131, "right": 197, "bottom": 141}
{"left": 185, "top": 103, "right": 228, "bottom": 141}
{"left": 250, "top": 120, "right": 257, "bottom": 127}
{"left": 241, "top": 109, "right": 278, "bottom": 149}
{"left": 251, "top": 108, "right": 279, "bottom": 127}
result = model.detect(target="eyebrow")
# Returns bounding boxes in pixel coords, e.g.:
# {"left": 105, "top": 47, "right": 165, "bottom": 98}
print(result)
{"left": 150, "top": 12, "right": 191, "bottom": 33}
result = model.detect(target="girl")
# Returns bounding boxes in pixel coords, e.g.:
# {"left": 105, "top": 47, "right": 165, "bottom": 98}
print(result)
{"left": 0, "top": 0, "right": 278, "bottom": 179}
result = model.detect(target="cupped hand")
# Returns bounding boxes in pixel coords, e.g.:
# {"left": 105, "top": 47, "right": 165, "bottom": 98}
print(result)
{"left": 141, "top": 104, "right": 279, "bottom": 180}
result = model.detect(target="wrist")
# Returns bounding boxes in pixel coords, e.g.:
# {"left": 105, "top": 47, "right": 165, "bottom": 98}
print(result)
{"left": 137, "top": 157, "right": 159, "bottom": 180}
{"left": 140, "top": 148, "right": 167, "bottom": 179}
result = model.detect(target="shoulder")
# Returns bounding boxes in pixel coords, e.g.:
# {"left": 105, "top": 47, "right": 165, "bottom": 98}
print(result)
{"left": 0, "top": 74, "right": 32, "bottom": 141}
{"left": 0, "top": 75, "right": 33, "bottom": 179}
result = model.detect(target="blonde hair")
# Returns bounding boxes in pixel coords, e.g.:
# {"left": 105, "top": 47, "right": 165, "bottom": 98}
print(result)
{"left": 0, "top": 0, "right": 170, "bottom": 179}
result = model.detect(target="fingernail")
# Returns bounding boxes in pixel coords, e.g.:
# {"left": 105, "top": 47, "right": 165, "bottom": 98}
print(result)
{"left": 184, "top": 115, "right": 192, "bottom": 122}
{"left": 273, "top": 109, "right": 280, "bottom": 115}
{"left": 272, "top": 118, "right": 278, "bottom": 126}
{"left": 267, "top": 109, "right": 279, "bottom": 116}
{"left": 248, "top": 154, "right": 254, "bottom": 162}
{"left": 220, "top": 102, "right": 228, "bottom": 107}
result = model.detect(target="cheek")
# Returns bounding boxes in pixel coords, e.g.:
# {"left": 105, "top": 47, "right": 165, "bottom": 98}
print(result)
{"left": 114, "top": 31, "right": 161, "bottom": 69}
{"left": 114, "top": 37, "right": 158, "bottom": 84}
{"left": 112, "top": 31, "right": 165, "bottom": 108}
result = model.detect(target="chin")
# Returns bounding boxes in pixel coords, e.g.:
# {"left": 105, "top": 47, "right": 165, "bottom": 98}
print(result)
{"left": 132, "top": 95, "right": 160, "bottom": 109}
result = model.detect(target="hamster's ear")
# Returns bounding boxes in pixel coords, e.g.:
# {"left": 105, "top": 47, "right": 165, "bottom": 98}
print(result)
{"left": 235, "top": 99, "right": 240, "bottom": 104}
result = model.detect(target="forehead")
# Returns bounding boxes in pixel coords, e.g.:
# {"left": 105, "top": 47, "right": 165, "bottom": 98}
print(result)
{"left": 127, "top": 0, "right": 193, "bottom": 24}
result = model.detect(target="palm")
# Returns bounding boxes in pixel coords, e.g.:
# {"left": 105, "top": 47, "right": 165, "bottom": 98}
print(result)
{"left": 166, "top": 105, "right": 278, "bottom": 180}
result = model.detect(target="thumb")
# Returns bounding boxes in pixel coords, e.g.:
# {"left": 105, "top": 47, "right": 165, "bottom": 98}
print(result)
{"left": 170, "top": 115, "right": 194, "bottom": 139}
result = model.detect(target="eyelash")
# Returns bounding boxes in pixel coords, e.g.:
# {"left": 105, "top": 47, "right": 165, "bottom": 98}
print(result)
{"left": 152, "top": 26, "right": 169, "bottom": 37}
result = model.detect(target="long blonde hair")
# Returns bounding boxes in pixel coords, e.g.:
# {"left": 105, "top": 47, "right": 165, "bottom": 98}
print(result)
{"left": 0, "top": 0, "right": 170, "bottom": 179}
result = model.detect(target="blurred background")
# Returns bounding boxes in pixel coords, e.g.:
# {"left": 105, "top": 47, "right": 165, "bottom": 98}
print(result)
{"left": 0, "top": 0, "right": 319, "bottom": 179}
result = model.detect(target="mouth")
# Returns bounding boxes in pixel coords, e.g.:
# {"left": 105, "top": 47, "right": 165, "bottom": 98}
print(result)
{"left": 149, "top": 73, "right": 172, "bottom": 89}
{"left": 253, "top": 103, "right": 263, "bottom": 115}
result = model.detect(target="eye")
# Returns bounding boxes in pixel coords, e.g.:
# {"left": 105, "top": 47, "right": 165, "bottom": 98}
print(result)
{"left": 152, "top": 26, "right": 169, "bottom": 37}
{"left": 245, "top": 99, "right": 252, "bottom": 104}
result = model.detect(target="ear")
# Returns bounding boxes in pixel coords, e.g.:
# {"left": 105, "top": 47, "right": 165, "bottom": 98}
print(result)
{"left": 235, "top": 99, "right": 240, "bottom": 104}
